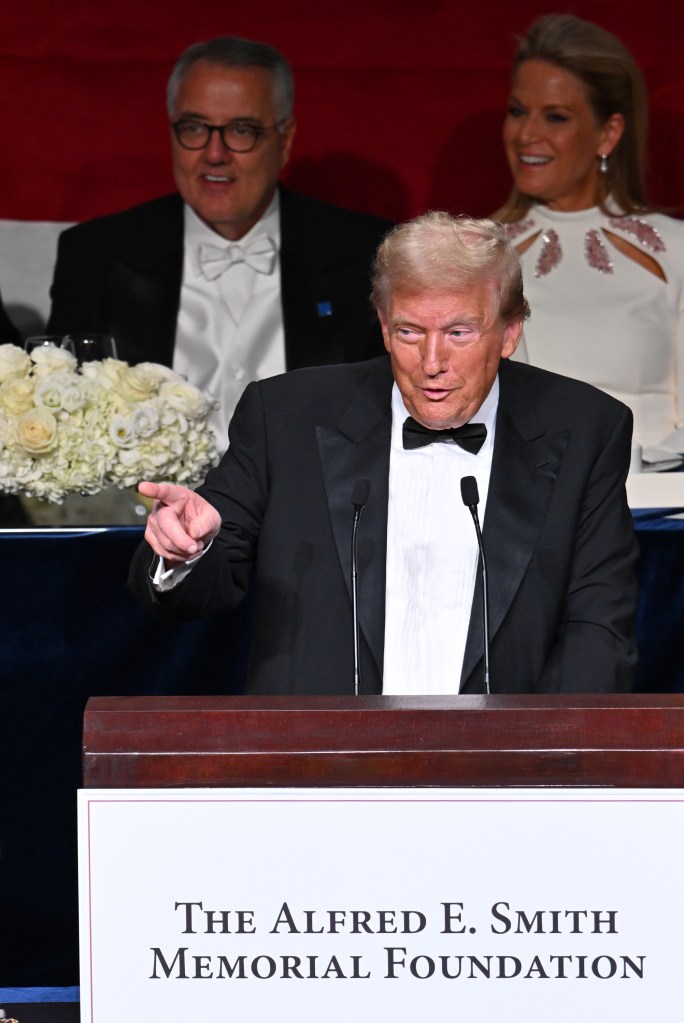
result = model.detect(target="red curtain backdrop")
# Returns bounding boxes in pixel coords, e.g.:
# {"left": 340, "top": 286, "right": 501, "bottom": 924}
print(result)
{"left": 1, "top": 0, "right": 682, "bottom": 225}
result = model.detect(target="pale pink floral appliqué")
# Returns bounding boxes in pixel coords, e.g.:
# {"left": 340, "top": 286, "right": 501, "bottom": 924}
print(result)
{"left": 505, "top": 217, "right": 536, "bottom": 240}
{"left": 534, "top": 229, "right": 561, "bottom": 277}
{"left": 608, "top": 216, "right": 665, "bottom": 253}
{"left": 585, "top": 230, "right": 614, "bottom": 274}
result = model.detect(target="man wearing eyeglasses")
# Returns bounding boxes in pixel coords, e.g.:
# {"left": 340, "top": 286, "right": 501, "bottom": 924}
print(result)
{"left": 47, "top": 37, "right": 392, "bottom": 446}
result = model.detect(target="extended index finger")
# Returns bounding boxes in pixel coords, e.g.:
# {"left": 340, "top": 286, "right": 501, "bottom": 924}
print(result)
{"left": 138, "top": 480, "right": 186, "bottom": 507}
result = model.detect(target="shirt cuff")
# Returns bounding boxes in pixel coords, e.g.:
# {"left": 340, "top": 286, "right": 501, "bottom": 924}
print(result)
{"left": 150, "top": 540, "right": 213, "bottom": 592}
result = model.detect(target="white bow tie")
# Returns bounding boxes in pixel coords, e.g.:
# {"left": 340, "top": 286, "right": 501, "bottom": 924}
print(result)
{"left": 198, "top": 236, "right": 277, "bottom": 281}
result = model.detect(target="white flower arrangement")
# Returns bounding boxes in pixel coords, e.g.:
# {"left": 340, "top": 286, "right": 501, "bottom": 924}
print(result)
{"left": 0, "top": 344, "right": 219, "bottom": 502}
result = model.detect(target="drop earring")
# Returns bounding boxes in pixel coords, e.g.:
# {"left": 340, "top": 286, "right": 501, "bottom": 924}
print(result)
{"left": 600, "top": 153, "right": 609, "bottom": 174}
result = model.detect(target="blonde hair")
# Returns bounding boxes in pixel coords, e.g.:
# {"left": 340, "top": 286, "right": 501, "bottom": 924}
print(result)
{"left": 494, "top": 13, "right": 651, "bottom": 221}
{"left": 371, "top": 211, "right": 529, "bottom": 323}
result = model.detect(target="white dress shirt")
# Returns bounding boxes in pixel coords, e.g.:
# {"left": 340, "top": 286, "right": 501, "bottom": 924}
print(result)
{"left": 382, "top": 378, "right": 498, "bottom": 695}
{"left": 173, "top": 194, "right": 286, "bottom": 451}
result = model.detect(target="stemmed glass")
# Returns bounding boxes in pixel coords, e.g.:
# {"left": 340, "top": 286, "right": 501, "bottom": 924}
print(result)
{"left": 24, "top": 335, "right": 74, "bottom": 355}
{"left": 62, "top": 333, "right": 118, "bottom": 363}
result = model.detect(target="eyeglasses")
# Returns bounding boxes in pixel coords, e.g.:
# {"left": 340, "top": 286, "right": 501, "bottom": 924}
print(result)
{"left": 172, "top": 119, "right": 287, "bottom": 153}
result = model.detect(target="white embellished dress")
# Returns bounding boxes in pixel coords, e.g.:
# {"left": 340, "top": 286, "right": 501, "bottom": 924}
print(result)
{"left": 507, "top": 204, "right": 684, "bottom": 450}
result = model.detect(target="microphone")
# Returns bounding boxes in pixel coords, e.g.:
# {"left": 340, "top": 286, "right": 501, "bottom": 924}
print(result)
{"left": 460, "top": 475, "right": 490, "bottom": 695}
{"left": 351, "top": 479, "right": 371, "bottom": 696}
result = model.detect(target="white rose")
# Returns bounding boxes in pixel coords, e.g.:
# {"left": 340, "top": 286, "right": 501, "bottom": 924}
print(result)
{"left": 0, "top": 344, "right": 30, "bottom": 383}
{"left": 136, "top": 362, "right": 178, "bottom": 383}
{"left": 16, "top": 408, "right": 58, "bottom": 453}
{"left": 117, "top": 365, "right": 162, "bottom": 402}
{"left": 0, "top": 376, "right": 35, "bottom": 415}
{"left": 159, "top": 379, "right": 209, "bottom": 420}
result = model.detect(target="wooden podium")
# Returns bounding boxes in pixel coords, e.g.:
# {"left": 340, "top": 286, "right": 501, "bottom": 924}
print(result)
{"left": 82, "top": 694, "right": 684, "bottom": 788}
{"left": 80, "top": 696, "right": 684, "bottom": 1020}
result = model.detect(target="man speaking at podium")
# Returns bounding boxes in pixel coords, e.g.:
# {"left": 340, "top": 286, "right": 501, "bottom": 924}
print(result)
{"left": 129, "top": 213, "right": 638, "bottom": 695}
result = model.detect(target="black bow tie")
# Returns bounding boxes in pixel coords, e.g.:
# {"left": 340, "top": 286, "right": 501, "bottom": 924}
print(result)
{"left": 402, "top": 416, "right": 487, "bottom": 453}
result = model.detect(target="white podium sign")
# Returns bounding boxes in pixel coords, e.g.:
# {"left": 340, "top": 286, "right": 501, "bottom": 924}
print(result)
{"left": 78, "top": 788, "right": 682, "bottom": 1021}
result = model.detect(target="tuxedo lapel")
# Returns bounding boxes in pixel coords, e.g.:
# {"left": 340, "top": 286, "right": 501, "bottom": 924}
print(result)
{"left": 110, "top": 195, "right": 184, "bottom": 366}
{"left": 316, "top": 359, "right": 393, "bottom": 680}
{"left": 460, "top": 362, "right": 569, "bottom": 690}
{"left": 280, "top": 187, "right": 346, "bottom": 367}
{"left": 278, "top": 186, "right": 389, "bottom": 368}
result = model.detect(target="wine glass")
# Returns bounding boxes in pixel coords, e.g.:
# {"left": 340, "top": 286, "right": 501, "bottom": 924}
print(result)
{"left": 62, "top": 333, "right": 118, "bottom": 363}
{"left": 24, "top": 335, "right": 68, "bottom": 355}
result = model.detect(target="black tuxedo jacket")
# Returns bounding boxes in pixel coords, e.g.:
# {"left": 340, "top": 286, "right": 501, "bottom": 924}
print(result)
{"left": 47, "top": 186, "right": 392, "bottom": 367}
{"left": 130, "top": 357, "right": 638, "bottom": 695}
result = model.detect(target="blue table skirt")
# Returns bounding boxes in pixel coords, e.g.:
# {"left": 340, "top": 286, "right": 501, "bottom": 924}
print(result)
{"left": 0, "top": 988, "right": 80, "bottom": 1003}
{"left": 632, "top": 510, "right": 684, "bottom": 692}
{"left": 0, "top": 527, "right": 252, "bottom": 988}
{"left": 1, "top": 516, "right": 681, "bottom": 987}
